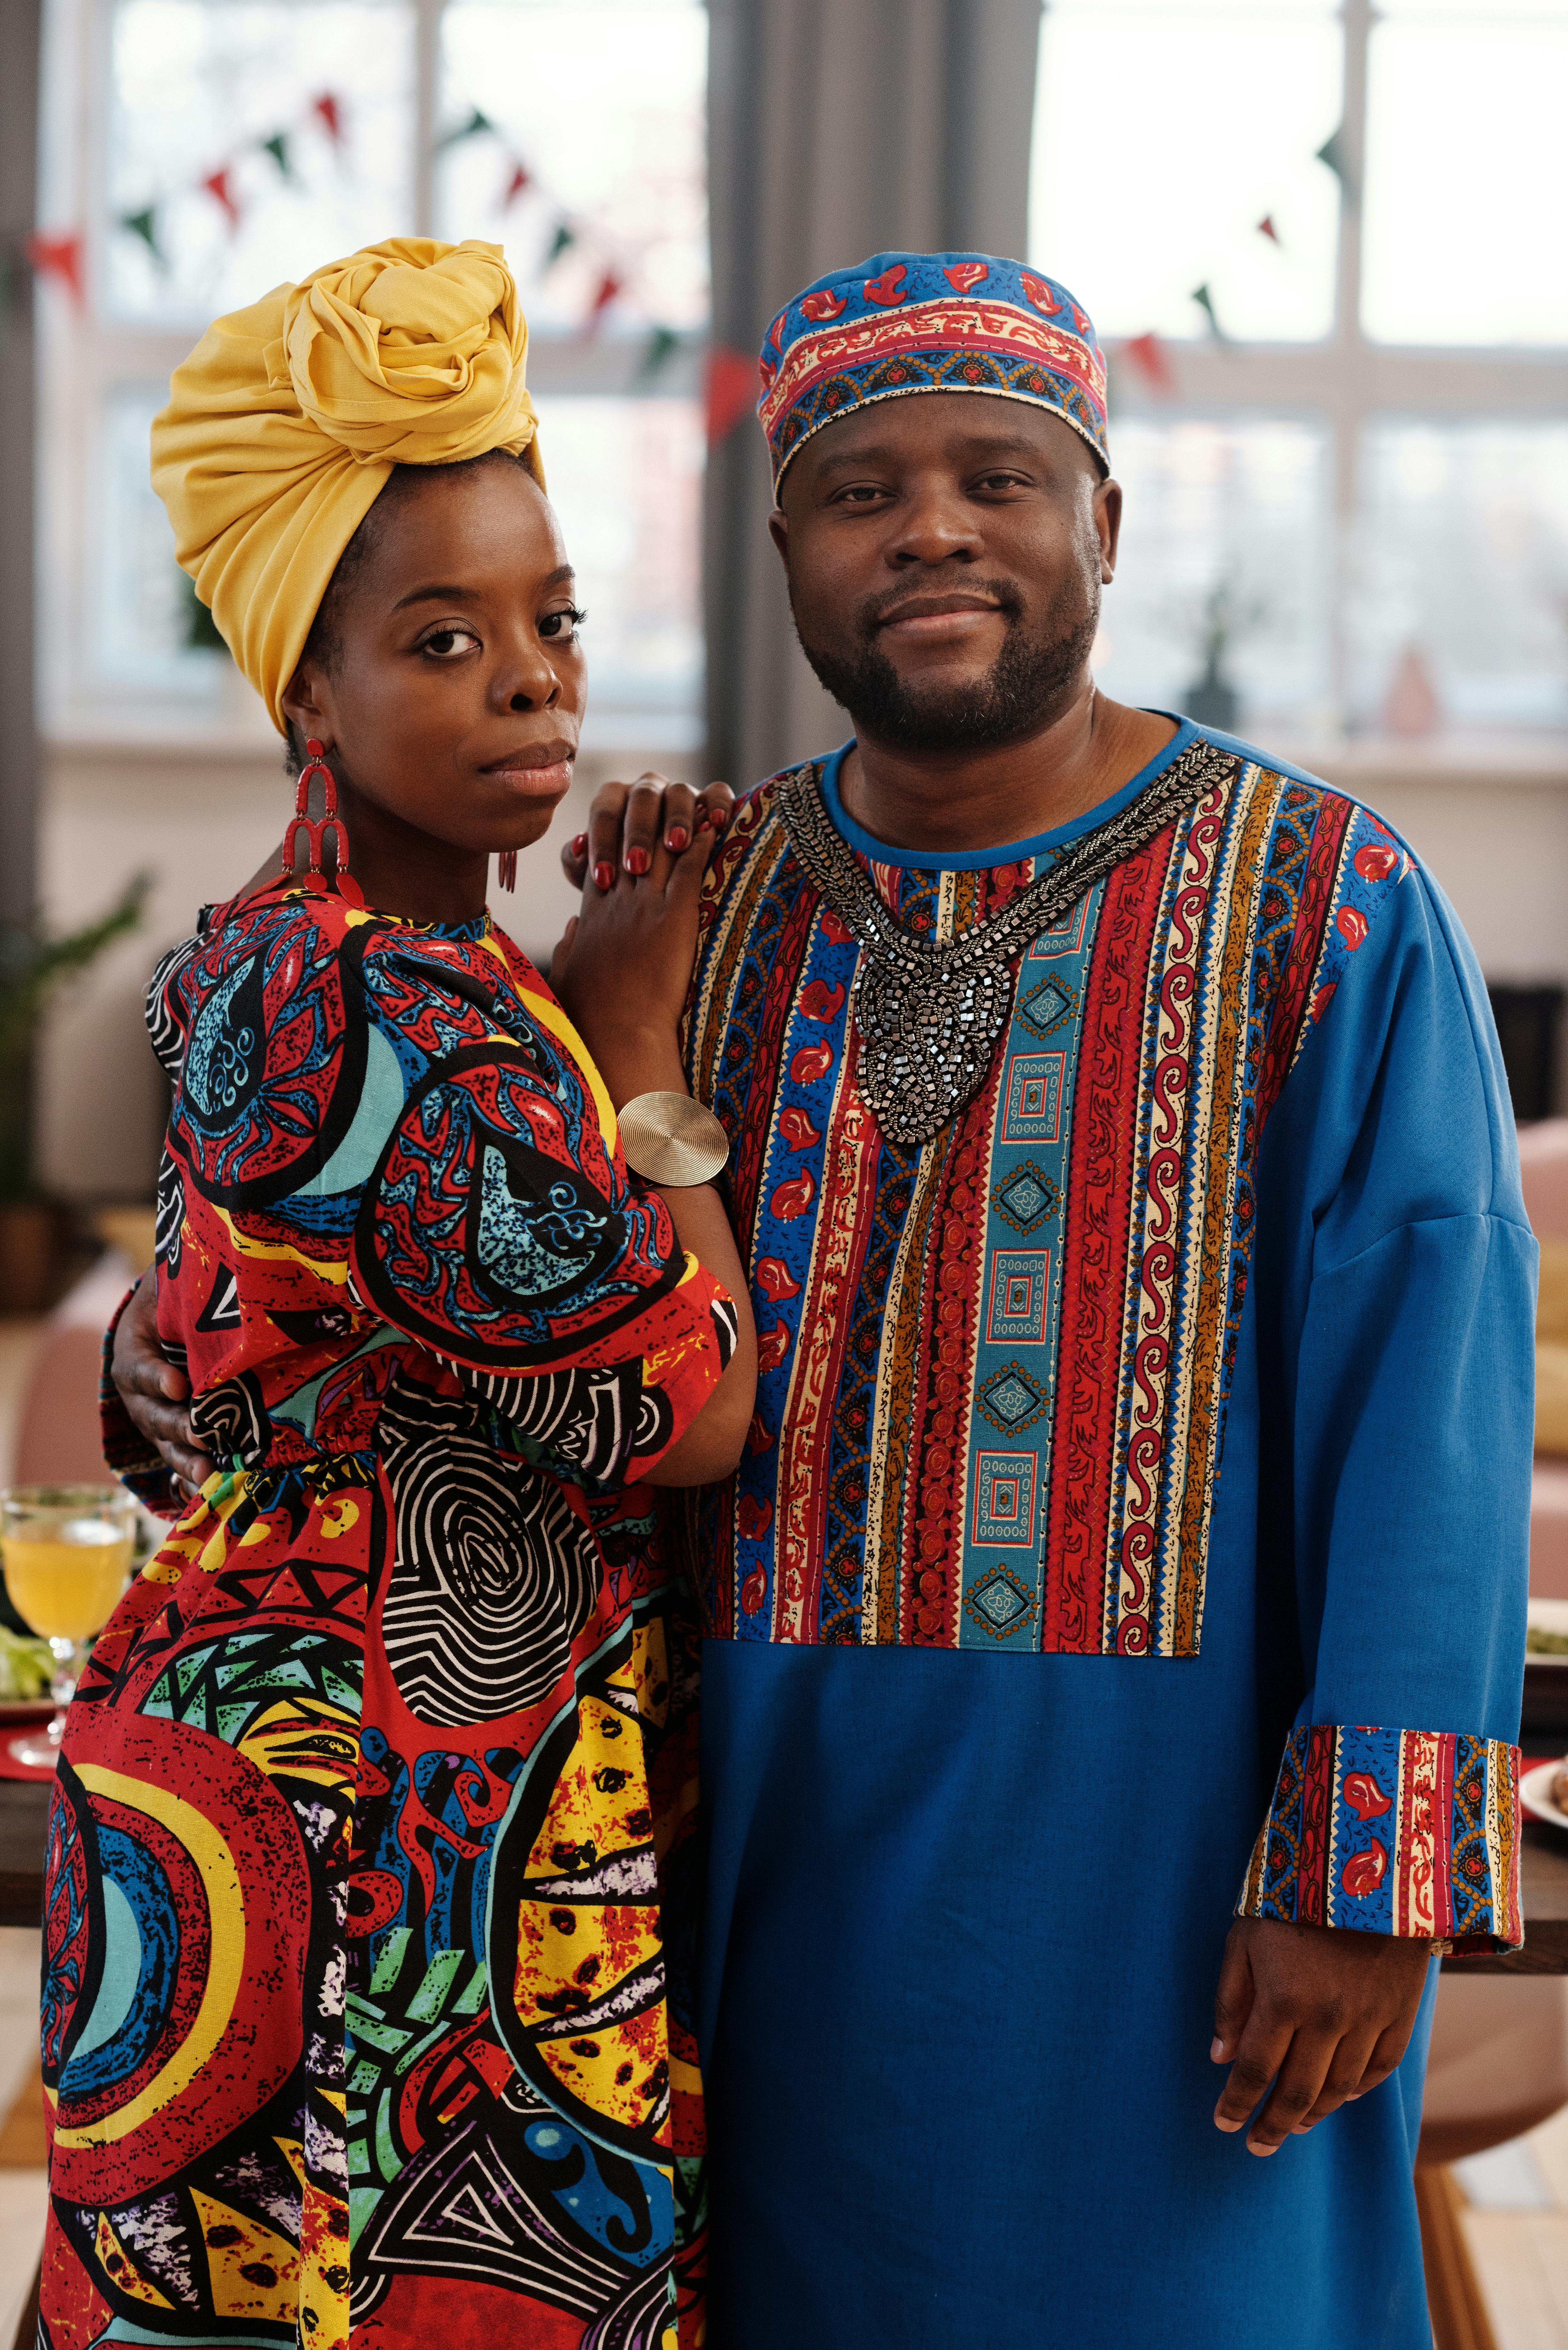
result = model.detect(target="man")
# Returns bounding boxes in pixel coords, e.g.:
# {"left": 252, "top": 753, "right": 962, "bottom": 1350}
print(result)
{"left": 116, "top": 253, "right": 1533, "bottom": 2346}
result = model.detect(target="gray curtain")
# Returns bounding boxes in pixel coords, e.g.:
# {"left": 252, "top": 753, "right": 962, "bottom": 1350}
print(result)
{"left": 703, "top": 0, "right": 1044, "bottom": 791}
{"left": 1, "top": 0, "right": 40, "bottom": 928}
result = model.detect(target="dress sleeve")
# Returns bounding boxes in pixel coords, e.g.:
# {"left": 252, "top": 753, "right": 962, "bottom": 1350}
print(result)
{"left": 346, "top": 934, "right": 736, "bottom": 1491}
{"left": 1235, "top": 832, "right": 1534, "bottom": 1953}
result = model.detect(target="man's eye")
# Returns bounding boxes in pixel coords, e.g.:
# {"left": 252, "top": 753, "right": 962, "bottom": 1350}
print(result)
{"left": 834, "top": 485, "right": 886, "bottom": 506}
{"left": 540, "top": 606, "right": 587, "bottom": 643}
{"left": 421, "top": 626, "right": 479, "bottom": 659}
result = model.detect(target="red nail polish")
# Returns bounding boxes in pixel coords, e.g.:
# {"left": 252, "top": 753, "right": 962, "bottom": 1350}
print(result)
{"left": 626, "top": 846, "right": 651, "bottom": 876}
{"left": 570, "top": 832, "right": 588, "bottom": 858}
{"left": 696, "top": 813, "right": 712, "bottom": 833}
{"left": 593, "top": 860, "right": 614, "bottom": 891}
{"left": 713, "top": 805, "right": 731, "bottom": 829}
{"left": 666, "top": 826, "right": 689, "bottom": 853}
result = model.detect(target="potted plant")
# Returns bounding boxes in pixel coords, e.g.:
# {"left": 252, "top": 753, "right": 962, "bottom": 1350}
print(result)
{"left": 0, "top": 877, "right": 150, "bottom": 1312}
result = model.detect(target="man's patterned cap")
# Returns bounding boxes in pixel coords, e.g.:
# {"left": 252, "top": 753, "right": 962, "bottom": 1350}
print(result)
{"left": 757, "top": 251, "right": 1108, "bottom": 497}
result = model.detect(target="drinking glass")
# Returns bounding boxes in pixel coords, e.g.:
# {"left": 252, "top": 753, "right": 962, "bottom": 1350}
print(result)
{"left": 0, "top": 1485, "right": 137, "bottom": 1769}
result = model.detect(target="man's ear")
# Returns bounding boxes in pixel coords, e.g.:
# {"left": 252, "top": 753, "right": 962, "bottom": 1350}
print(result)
{"left": 1094, "top": 476, "right": 1123, "bottom": 585}
{"left": 768, "top": 509, "right": 789, "bottom": 568}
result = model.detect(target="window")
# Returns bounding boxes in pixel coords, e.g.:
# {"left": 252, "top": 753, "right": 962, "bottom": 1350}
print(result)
{"left": 37, "top": 0, "right": 708, "bottom": 748}
{"left": 1029, "top": 0, "right": 1568, "bottom": 739}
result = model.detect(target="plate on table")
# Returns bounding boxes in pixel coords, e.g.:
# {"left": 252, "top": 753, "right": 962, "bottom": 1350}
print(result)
{"left": 1521, "top": 1759, "right": 1568, "bottom": 1831}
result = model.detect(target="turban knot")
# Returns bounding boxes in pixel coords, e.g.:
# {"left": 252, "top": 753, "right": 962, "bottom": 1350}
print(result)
{"left": 152, "top": 238, "right": 543, "bottom": 733}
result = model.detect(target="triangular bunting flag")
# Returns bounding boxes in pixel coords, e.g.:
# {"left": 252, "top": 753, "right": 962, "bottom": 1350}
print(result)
{"left": 119, "top": 206, "right": 162, "bottom": 263}
{"left": 260, "top": 132, "right": 294, "bottom": 179}
{"left": 499, "top": 161, "right": 531, "bottom": 211}
{"left": 544, "top": 220, "right": 576, "bottom": 268}
{"left": 26, "top": 231, "right": 85, "bottom": 305}
{"left": 1119, "top": 331, "right": 1172, "bottom": 392}
{"left": 1190, "top": 282, "right": 1225, "bottom": 341}
{"left": 1256, "top": 214, "right": 1280, "bottom": 245}
{"left": 201, "top": 167, "right": 240, "bottom": 227}
{"left": 635, "top": 325, "right": 682, "bottom": 384}
{"left": 705, "top": 345, "right": 756, "bottom": 446}
{"left": 313, "top": 92, "right": 344, "bottom": 145}
{"left": 438, "top": 105, "right": 494, "bottom": 150}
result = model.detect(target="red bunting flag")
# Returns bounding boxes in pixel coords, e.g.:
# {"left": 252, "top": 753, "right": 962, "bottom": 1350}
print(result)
{"left": 499, "top": 162, "right": 531, "bottom": 211}
{"left": 1256, "top": 214, "right": 1280, "bottom": 244}
{"left": 313, "top": 92, "right": 344, "bottom": 144}
{"left": 26, "top": 231, "right": 85, "bottom": 305}
{"left": 1120, "top": 332, "right": 1173, "bottom": 392}
{"left": 705, "top": 345, "right": 756, "bottom": 446}
{"left": 202, "top": 167, "right": 241, "bottom": 228}
{"left": 587, "top": 268, "right": 623, "bottom": 328}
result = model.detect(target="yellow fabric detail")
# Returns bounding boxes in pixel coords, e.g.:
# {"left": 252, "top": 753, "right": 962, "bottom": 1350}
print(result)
{"left": 53, "top": 1769, "right": 245, "bottom": 2149}
{"left": 151, "top": 238, "right": 544, "bottom": 732}
{"left": 215, "top": 1205, "right": 349, "bottom": 1284}
{"left": 190, "top": 2187, "right": 300, "bottom": 2323}
{"left": 521, "top": 986, "right": 619, "bottom": 1149}
{"left": 94, "top": 2213, "right": 173, "bottom": 2308}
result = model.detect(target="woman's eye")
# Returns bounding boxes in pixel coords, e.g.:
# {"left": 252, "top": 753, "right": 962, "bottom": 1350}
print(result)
{"left": 421, "top": 626, "right": 480, "bottom": 659}
{"left": 540, "top": 606, "right": 587, "bottom": 644}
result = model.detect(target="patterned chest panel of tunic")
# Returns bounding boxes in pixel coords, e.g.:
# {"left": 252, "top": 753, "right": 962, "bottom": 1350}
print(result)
{"left": 686, "top": 745, "right": 1408, "bottom": 1654}
{"left": 45, "top": 881, "right": 732, "bottom": 2350}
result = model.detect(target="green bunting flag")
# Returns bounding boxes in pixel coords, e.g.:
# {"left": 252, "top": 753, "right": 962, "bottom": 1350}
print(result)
{"left": 1315, "top": 126, "right": 1358, "bottom": 203}
{"left": 260, "top": 132, "right": 295, "bottom": 179}
{"left": 439, "top": 106, "right": 494, "bottom": 150}
{"left": 635, "top": 325, "right": 682, "bottom": 384}
{"left": 119, "top": 206, "right": 162, "bottom": 264}
{"left": 1190, "top": 282, "right": 1225, "bottom": 341}
{"left": 544, "top": 220, "right": 576, "bottom": 268}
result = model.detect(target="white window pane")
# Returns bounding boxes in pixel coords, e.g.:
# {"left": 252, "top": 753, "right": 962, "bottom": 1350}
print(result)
{"left": 100, "top": 386, "right": 225, "bottom": 697}
{"left": 1363, "top": 13, "right": 1568, "bottom": 346}
{"left": 1029, "top": 3, "right": 1341, "bottom": 345}
{"left": 1350, "top": 422, "right": 1568, "bottom": 728}
{"left": 1094, "top": 419, "right": 1333, "bottom": 730}
{"left": 439, "top": 0, "right": 707, "bottom": 335}
{"left": 107, "top": 0, "right": 414, "bottom": 327}
{"left": 539, "top": 398, "right": 703, "bottom": 727}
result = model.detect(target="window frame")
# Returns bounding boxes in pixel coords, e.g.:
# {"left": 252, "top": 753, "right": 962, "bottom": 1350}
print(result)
{"left": 36, "top": 0, "right": 708, "bottom": 749}
{"left": 1079, "top": 0, "right": 1568, "bottom": 736}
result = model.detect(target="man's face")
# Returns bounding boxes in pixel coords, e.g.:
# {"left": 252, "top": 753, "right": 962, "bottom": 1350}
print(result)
{"left": 771, "top": 394, "right": 1120, "bottom": 755}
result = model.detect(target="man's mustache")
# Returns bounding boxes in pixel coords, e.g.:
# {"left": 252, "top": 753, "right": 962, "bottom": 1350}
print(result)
{"left": 852, "top": 574, "right": 1026, "bottom": 638}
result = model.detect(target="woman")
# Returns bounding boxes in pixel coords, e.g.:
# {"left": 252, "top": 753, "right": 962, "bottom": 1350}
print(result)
{"left": 43, "top": 239, "right": 754, "bottom": 2350}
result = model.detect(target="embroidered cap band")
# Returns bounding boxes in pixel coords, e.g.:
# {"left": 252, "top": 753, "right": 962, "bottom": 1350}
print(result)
{"left": 757, "top": 250, "right": 1108, "bottom": 497}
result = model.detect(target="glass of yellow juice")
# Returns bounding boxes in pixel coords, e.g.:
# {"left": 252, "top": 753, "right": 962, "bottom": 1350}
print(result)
{"left": 0, "top": 1485, "right": 138, "bottom": 1769}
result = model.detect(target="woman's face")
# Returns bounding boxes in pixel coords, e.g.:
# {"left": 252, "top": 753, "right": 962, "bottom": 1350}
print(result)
{"left": 282, "top": 457, "right": 584, "bottom": 863}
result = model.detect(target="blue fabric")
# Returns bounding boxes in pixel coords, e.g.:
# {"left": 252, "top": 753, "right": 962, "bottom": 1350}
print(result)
{"left": 695, "top": 735, "right": 1534, "bottom": 2347}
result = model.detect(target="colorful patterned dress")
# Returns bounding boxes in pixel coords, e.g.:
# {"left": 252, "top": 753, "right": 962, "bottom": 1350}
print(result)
{"left": 45, "top": 874, "right": 734, "bottom": 2350}
{"left": 682, "top": 722, "right": 1533, "bottom": 2348}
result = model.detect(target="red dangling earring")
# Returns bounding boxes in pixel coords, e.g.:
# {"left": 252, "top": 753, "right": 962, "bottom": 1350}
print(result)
{"left": 497, "top": 850, "right": 517, "bottom": 893}
{"left": 282, "top": 740, "right": 351, "bottom": 883}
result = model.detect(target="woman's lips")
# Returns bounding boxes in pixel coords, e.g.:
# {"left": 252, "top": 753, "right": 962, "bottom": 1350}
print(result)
{"left": 481, "top": 750, "right": 575, "bottom": 793}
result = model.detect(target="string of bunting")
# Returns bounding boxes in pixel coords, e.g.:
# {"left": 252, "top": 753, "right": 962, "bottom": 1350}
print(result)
{"left": 434, "top": 102, "right": 743, "bottom": 428}
{"left": 1113, "top": 122, "right": 1355, "bottom": 396}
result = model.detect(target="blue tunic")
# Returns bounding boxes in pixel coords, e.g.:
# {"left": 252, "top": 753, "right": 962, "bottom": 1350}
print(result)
{"left": 681, "top": 722, "right": 1533, "bottom": 2346}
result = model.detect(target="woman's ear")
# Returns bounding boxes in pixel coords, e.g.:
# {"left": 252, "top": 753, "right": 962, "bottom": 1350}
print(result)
{"left": 280, "top": 658, "right": 330, "bottom": 745}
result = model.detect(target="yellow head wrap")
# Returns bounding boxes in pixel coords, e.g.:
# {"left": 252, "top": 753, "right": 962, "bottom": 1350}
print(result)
{"left": 151, "top": 238, "right": 544, "bottom": 734}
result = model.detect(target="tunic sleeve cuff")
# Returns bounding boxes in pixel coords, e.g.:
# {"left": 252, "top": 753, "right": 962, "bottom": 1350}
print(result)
{"left": 1237, "top": 1723, "right": 1523, "bottom": 1953}
{"left": 99, "top": 1287, "right": 182, "bottom": 1520}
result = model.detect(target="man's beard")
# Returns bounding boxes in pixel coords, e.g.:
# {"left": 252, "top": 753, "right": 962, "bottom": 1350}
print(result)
{"left": 792, "top": 572, "right": 1100, "bottom": 755}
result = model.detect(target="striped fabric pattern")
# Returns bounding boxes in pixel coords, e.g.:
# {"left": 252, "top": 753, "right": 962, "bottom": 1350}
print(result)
{"left": 685, "top": 743, "right": 1411, "bottom": 1657}
{"left": 1239, "top": 1723, "right": 1524, "bottom": 1951}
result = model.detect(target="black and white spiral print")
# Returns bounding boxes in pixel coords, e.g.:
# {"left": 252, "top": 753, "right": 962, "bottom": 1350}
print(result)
{"left": 189, "top": 1369, "right": 271, "bottom": 1470}
{"left": 154, "top": 1147, "right": 184, "bottom": 1280}
{"left": 379, "top": 1380, "right": 600, "bottom": 1727}
{"left": 144, "top": 932, "right": 203, "bottom": 1083}
{"left": 459, "top": 1359, "right": 673, "bottom": 1488}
